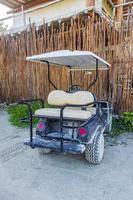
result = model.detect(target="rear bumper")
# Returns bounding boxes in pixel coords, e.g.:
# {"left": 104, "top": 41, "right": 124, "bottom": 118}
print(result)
{"left": 24, "top": 136, "right": 85, "bottom": 154}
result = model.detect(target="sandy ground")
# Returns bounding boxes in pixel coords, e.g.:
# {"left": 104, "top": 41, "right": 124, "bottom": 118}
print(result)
{"left": 0, "top": 110, "right": 133, "bottom": 200}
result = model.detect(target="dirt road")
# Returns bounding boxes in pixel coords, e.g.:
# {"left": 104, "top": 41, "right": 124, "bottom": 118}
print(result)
{"left": 0, "top": 110, "right": 133, "bottom": 200}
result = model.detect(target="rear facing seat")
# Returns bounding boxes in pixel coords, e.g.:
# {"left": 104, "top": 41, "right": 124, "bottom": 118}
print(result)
{"left": 34, "top": 90, "right": 96, "bottom": 121}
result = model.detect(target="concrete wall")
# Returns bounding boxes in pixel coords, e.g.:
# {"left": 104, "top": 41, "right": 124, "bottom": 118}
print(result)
{"left": 12, "top": 0, "right": 87, "bottom": 28}
{"left": 10, "top": 0, "right": 114, "bottom": 33}
{"left": 95, "top": 0, "right": 102, "bottom": 12}
{"left": 102, "top": 0, "right": 113, "bottom": 17}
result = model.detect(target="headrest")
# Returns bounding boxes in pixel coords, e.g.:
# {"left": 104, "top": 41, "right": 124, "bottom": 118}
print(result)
{"left": 48, "top": 90, "right": 95, "bottom": 106}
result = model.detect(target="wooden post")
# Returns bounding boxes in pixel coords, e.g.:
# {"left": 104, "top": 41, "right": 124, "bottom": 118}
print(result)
{"left": 116, "top": 0, "right": 123, "bottom": 22}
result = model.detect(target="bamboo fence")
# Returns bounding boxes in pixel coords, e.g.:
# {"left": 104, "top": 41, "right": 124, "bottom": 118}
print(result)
{"left": 0, "top": 12, "right": 133, "bottom": 113}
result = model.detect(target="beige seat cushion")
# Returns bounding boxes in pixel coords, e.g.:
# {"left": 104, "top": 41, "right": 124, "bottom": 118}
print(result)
{"left": 66, "top": 107, "right": 96, "bottom": 115}
{"left": 48, "top": 90, "right": 94, "bottom": 106}
{"left": 87, "top": 107, "right": 96, "bottom": 115}
{"left": 34, "top": 108, "right": 92, "bottom": 121}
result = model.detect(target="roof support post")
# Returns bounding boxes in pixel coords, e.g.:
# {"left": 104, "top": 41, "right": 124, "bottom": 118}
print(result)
{"left": 46, "top": 61, "right": 58, "bottom": 90}
{"left": 87, "top": 58, "right": 99, "bottom": 90}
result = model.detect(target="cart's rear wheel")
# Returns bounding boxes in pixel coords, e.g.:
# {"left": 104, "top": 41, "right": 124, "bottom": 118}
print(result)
{"left": 38, "top": 148, "right": 51, "bottom": 154}
{"left": 85, "top": 130, "right": 104, "bottom": 164}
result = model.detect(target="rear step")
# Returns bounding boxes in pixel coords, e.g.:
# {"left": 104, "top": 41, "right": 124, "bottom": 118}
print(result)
{"left": 24, "top": 137, "right": 85, "bottom": 154}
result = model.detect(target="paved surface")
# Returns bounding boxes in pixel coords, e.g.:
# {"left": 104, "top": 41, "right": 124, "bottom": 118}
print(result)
{"left": 0, "top": 110, "right": 133, "bottom": 200}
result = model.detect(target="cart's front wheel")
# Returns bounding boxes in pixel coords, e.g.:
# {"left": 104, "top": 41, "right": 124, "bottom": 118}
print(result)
{"left": 85, "top": 130, "right": 104, "bottom": 164}
{"left": 38, "top": 148, "right": 51, "bottom": 154}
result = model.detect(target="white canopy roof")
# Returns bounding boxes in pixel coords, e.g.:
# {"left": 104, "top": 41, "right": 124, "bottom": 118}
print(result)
{"left": 26, "top": 50, "right": 111, "bottom": 70}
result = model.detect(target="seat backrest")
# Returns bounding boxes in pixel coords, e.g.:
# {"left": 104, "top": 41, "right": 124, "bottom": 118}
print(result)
{"left": 48, "top": 90, "right": 95, "bottom": 106}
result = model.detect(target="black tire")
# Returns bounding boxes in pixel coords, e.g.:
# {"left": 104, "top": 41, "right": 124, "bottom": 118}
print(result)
{"left": 38, "top": 148, "right": 51, "bottom": 154}
{"left": 85, "top": 130, "right": 104, "bottom": 164}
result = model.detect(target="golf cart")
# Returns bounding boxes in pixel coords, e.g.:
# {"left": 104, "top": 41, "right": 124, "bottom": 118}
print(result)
{"left": 19, "top": 50, "right": 112, "bottom": 164}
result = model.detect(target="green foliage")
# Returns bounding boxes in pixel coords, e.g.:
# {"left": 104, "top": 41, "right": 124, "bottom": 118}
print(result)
{"left": 0, "top": 22, "right": 8, "bottom": 32}
{"left": 112, "top": 112, "right": 133, "bottom": 137}
{"left": 112, "top": 118, "right": 129, "bottom": 137}
{"left": 7, "top": 101, "right": 49, "bottom": 128}
{"left": 122, "top": 112, "right": 133, "bottom": 128}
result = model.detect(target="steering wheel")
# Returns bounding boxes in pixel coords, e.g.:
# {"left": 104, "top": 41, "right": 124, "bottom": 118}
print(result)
{"left": 69, "top": 85, "right": 81, "bottom": 92}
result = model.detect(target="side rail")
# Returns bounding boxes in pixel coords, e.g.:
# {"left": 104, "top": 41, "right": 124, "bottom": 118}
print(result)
{"left": 97, "top": 100, "right": 112, "bottom": 126}
{"left": 98, "top": 100, "right": 113, "bottom": 112}
{"left": 18, "top": 99, "right": 44, "bottom": 147}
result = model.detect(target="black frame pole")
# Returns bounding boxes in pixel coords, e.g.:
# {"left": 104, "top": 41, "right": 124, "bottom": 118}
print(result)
{"left": 107, "top": 64, "right": 110, "bottom": 101}
{"left": 44, "top": 59, "right": 100, "bottom": 91}
{"left": 18, "top": 99, "right": 44, "bottom": 148}
{"left": 69, "top": 66, "right": 73, "bottom": 87}
{"left": 45, "top": 61, "right": 58, "bottom": 90}
{"left": 87, "top": 58, "right": 99, "bottom": 90}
